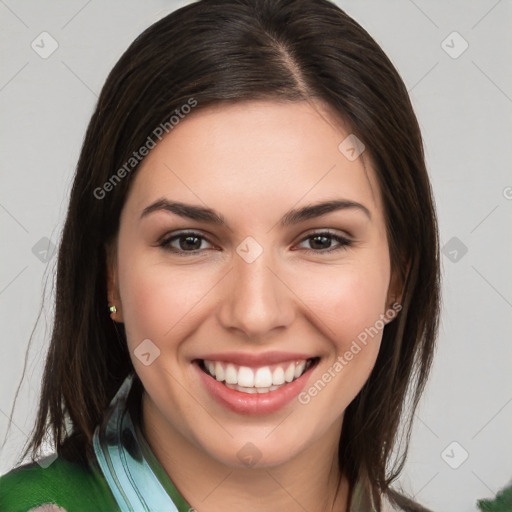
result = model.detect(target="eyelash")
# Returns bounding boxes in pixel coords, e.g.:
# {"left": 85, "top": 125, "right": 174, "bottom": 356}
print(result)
{"left": 158, "top": 230, "right": 353, "bottom": 256}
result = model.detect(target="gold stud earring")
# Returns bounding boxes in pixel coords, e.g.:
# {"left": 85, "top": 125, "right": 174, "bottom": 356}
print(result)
{"left": 109, "top": 305, "right": 117, "bottom": 314}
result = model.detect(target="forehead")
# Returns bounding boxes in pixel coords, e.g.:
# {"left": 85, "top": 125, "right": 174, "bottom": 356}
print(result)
{"left": 125, "top": 100, "right": 383, "bottom": 225}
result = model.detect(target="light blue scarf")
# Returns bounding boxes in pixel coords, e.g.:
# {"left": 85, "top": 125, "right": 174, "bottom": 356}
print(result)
{"left": 92, "top": 373, "right": 187, "bottom": 512}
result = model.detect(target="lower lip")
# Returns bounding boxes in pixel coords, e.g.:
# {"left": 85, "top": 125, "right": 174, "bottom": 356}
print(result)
{"left": 194, "top": 360, "right": 317, "bottom": 415}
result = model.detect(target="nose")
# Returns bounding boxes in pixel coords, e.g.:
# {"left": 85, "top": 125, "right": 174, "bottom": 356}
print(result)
{"left": 217, "top": 247, "right": 295, "bottom": 341}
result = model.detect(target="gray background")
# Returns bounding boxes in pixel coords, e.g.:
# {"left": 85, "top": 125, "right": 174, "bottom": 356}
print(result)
{"left": 1, "top": 1, "right": 511, "bottom": 511}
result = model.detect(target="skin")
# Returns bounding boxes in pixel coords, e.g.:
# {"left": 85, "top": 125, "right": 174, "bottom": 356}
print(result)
{"left": 107, "top": 100, "right": 403, "bottom": 512}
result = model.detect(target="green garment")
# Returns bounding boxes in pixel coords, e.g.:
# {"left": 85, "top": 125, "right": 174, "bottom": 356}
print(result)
{"left": 0, "top": 455, "right": 375, "bottom": 512}
{"left": 0, "top": 456, "right": 119, "bottom": 512}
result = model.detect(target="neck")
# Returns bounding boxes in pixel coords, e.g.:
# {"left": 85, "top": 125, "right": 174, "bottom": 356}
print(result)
{"left": 141, "top": 392, "right": 351, "bottom": 512}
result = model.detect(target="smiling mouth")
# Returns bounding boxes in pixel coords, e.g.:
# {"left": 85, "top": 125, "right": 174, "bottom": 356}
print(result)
{"left": 195, "top": 357, "right": 320, "bottom": 394}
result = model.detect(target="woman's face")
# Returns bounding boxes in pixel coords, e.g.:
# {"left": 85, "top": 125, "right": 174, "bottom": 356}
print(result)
{"left": 109, "top": 100, "right": 400, "bottom": 468}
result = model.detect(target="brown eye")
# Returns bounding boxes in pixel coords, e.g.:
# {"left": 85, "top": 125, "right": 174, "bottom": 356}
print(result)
{"left": 159, "top": 231, "right": 213, "bottom": 254}
{"left": 296, "top": 231, "right": 352, "bottom": 253}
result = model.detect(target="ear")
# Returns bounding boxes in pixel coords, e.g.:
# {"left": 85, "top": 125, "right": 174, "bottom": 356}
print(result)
{"left": 106, "top": 243, "right": 124, "bottom": 323}
{"left": 384, "top": 259, "right": 410, "bottom": 322}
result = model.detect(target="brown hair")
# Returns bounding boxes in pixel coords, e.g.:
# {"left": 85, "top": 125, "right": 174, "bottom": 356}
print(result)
{"left": 8, "top": 0, "right": 440, "bottom": 509}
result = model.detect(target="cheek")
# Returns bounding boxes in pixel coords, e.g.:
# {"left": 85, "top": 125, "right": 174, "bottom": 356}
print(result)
{"left": 117, "top": 247, "right": 224, "bottom": 357}
{"left": 295, "top": 257, "right": 390, "bottom": 348}
{"left": 117, "top": 250, "right": 193, "bottom": 348}
{"left": 295, "top": 263, "right": 390, "bottom": 418}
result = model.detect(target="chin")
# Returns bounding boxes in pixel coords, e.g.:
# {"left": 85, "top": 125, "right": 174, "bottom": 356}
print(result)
{"left": 195, "top": 429, "right": 310, "bottom": 470}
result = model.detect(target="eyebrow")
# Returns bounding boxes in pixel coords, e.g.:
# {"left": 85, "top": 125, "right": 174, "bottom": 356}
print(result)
{"left": 140, "top": 198, "right": 371, "bottom": 226}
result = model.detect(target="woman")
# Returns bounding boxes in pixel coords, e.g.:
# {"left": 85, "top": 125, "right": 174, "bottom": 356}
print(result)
{"left": 0, "top": 0, "right": 440, "bottom": 510}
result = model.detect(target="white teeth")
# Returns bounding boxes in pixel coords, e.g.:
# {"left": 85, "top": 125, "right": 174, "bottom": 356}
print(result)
{"left": 284, "top": 362, "right": 295, "bottom": 382}
{"left": 225, "top": 383, "right": 282, "bottom": 394}
{"left": 294, "top": 360, "right": 306, "bottom": 379}
{"left": 225, "top": 364, "right": 238, "bottom": 384}
{"left": 272, "top": 366, "right": 285, "bottom": 385}
{"left": 237, "top": 366, "right": 254, "bottom": 387}
{"left": 254, "top": 367, "right": 273, "bottom": 387}
{"left": 215, "top": 361, "right": 224, "bottom": 382}
{"left": 202, "top": 358, "right": 315, "bottom": 392}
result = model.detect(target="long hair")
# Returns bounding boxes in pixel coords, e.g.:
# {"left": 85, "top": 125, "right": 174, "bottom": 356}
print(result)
{"left": 11, "top": 0, "right": 440, "bottom": 508}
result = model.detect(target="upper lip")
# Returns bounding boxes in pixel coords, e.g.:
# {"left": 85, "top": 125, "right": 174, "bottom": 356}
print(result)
{"left": 194, "top": 351, "right": 317, "bottom": 367}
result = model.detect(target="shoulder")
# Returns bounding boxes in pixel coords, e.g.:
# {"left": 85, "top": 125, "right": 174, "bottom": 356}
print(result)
{"left": 0, "top": 455, "right": 119, "bottom": 512}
